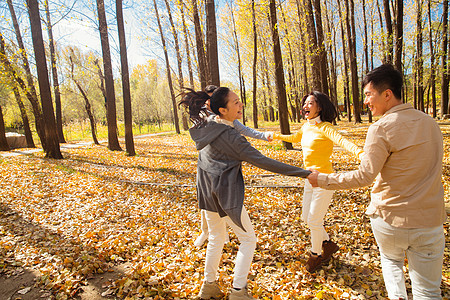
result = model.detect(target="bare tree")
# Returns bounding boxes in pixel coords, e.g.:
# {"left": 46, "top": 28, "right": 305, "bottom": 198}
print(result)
{"left": 394, "top": 0, "right": 403, "bottom": 73}
{"left": 415, "top": 0, "right": 424, "bottom": 111}
{"left": 26, "top": 0, "right": 62, "bottom": 158}
{"left": 269, "top": 0, "right": 292, "bottom": 149}
{"left": 96, "top": 0, "right": 121, "bottom": 150}
{"left": 69, "top": 54, "right": 99, "bottom": 145}
{"left": 302, "top": 0, "right": 321, "bottom": 90}
{"left": 44, "top": 0, "right": 66, "bottom": 143}
{"left": 117, "top": 0, "right": 135, "bottom": 155}
{"left": 383, "top": 0, "right": 393, "bottom": 63}
{"left": 153, "top": 0, "right": 180, "bottom": 134}
{"left": 179, "top": 0, "right": 195, "bottom": 89}
{"left": 428, "top": 0, "right": 436, "bottom": 117}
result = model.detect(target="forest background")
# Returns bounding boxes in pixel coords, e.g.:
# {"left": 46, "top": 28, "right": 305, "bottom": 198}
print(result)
{"left": 0, "top": 0, "right": 450, "bottom": 155}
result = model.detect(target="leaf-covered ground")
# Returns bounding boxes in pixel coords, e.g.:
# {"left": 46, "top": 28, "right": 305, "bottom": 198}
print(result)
{"left": 0, "top": 122, "right": 449, "bottom": 300}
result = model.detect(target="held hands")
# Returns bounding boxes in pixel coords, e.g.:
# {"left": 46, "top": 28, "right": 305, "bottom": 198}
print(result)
{"left": 307, "top": 169, "right": 320, "bottom": 187}
{"left": 265, "top": 132, "right": 274, "bottom": 142}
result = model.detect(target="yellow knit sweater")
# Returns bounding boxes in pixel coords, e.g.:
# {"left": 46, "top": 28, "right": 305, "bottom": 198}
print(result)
{"left": 274, "top": 121, "right": 363, "bottom": 174}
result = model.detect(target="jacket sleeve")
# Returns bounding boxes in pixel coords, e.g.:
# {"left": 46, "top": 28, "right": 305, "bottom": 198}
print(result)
{"left": 320, "top": 123, "right": 364, "bottom": 160}
{"left": 233, "top": 120, "right": 268, "bottom": 141}
{"left": 212, "top": 128, "right": 311, "bottom": 178}
{"left": 318, "top": 124, "right": 389, "bottom": 189}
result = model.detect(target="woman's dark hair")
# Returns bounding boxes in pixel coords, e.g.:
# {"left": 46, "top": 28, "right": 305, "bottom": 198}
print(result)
{"left": 301, "top": 91, "right": 337, "bottom": 123}
{"left": 178, "top": 87, "right": 231, "bottom": 126}
{"left": 178, "top": 88, "right": 210, "bottom": 126}
{"left": 209, "top": 87, "right": 230, "bottom": 116}
{"left": 362, "top": 64, "right": 402, "bottom": 99}
{"left": 205, "top": 85, "right": 218, "bottom": 94}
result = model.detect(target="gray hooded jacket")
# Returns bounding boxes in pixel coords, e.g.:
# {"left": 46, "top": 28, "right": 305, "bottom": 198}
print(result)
{"left": 189, "top": 119, "right": 311, "bottom": 230}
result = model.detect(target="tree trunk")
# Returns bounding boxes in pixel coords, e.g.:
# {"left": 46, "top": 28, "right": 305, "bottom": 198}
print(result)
{"left": 69, "top": 54, "right": 99, "bottom": 145}
{"left": 206, "top": 0, "right": 220, "bottom": 86}
{"left": 442, "top": 0, "right": 449, "bottom": 117}
{"left": 192, "top": 0, "right": 208, "bottom": 89}
{"left": 96, "top": 0, "right": 121, "bottom": 150}
{"left": 312, "top": 0, "right": 329, "bottom": 95}
{"left": 164, "top": 0, "right": 189, "bottom": 131}
{"left": 0, "top": 105, "right": 10, "bottom": 151}
{"left": 12, "top": 86, "right": 35, "bottom": 147}
{"left": 6, "top": 0, "right": 46, "bottom": 147}
{"left": 269, "top": 0, "right": 292, "bottom": 149}
{"left": 345, "top": 0, "right": 362, "bottom": 122}
{"left": 179, "top": 0, "right": 195, "bottom": 89}
{"left": 116, "top": 0, "right": 135, "bottom": 155}
{"left": 383, "top": 0, "right": 393, "bottom": 63}
{"left": 303, "top": 0, "right": 321, "bottom": 90}
{"left": 26, "top": 0, "right": 62, "bottom": 158}
{"left": 394, "top": 0, "right": 403, "bottom": 74}
{"left": 428, "top": 0, "right": 436, "bottom": 118}
{"left": 416, "top": 0, "right": 424, "bottom": 112}
{"left": 44, "top": 0, "right": 66, "bottom": 143}
{"left": 251, "top": 0, "right": 258, "bottom": 128}
{"left": 337, "top": 0, "right": 351, "bottom": 121}
{"left": 153, "top": 0, "right": 180, "bottom": 134}
{"left": 229, "top": 2, "right": 246, "bottom": 124}
{"left": 362, "top": 0, "right": 372, "bottom": 122}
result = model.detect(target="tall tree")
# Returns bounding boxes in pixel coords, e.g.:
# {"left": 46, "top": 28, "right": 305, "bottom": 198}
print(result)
{"left": 6, "top": 0, "right": 46, "bottom": 148}
{"left": 96, "top": 0, "right": 121, "bottom": 150}
{"left": 394, "top": 0, "right": 403, "bottom": 73}
{"left": 116, "top": 0, "right": 135, "bottom": 155}
{"left": 344, "top": 0, "right": 361, "bottom": 122}
{"left": 192, "top": 0, "right": 208, "bottom": 89}
{"left": 415, "top": 0, "right": 424, "bottom": 112}
{"left": 229, "top": 1, "right": 246, "bottom": 124}
{"left": 251, "top": 0, "right": 258, "bottom": 128}
{"left": 312, "top": 0, "right": 329, "bottom": 95}
{"left": 153, "top": 0, "right": 180, "bottom": 134}
{"left": 269, "top": 0, "right": 292, "bottom": 149}
{"left": 337, "top": 0, "right": 351, "bottom": 121}
{"left": 383, "top": 0, "right": 393, "bottom": 63}
{"left": 302, "top": 0, "right": 321, "bottom": 90}
{"left": 164, "top": 0, "right": 189, "bottom": 131}
{"left": 26, "top": 0, "right": 62, "bottom": 158}
{"left": 179, "top": 0, "right": 195, "bottom": 89}
{"left": 428, "top": 0, "right": 436, "bottom": 117}
{"left": 442, "top": 0, "right": 449, "bottom": 117}
{"left": 206, "top": 0, "right": 220, "bottom": 86}
{"left": 44, "top": 0, "right": 66, "bottom": 143}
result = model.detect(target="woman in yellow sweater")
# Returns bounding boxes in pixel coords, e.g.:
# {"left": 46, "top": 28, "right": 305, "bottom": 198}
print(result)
{"left": 273, "top": 91, "right": 363, "bottom": 273}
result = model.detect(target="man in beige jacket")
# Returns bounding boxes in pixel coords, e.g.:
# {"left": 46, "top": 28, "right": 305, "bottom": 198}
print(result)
{"left": 308, "top": 64, "right": 446, "bottom": 300}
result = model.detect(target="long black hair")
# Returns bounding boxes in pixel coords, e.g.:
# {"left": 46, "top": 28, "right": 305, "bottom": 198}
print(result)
{"left": 178, "top": 87, "right": 231, "bottom": 126}
{"left": 301, "top": 91, "right": 338, "bottom": 123}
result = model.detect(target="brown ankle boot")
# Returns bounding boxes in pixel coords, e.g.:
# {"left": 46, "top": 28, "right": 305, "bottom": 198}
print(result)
{"left": 305, "top": 253, "right": 323, "bottom": 273}
{"left": 322, "top": 240, "right": 339, "bottom": 263}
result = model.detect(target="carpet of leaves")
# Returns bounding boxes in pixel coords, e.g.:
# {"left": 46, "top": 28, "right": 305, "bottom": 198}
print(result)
{"left": 0, "top": 122, "right": 449, "bottom": 300}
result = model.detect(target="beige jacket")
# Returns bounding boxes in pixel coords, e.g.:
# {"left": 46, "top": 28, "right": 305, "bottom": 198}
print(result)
{"left": 318, "top": 103, "right": 446, "bottom": 228}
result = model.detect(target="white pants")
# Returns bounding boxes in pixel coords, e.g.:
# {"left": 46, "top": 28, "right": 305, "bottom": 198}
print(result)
{"left": 204, "top": 207, "right": 257, "bottom": 289}
{"left": 370, "top": 215, "right": 444, "bottom": 299}
{"left": 302, "top": 180, "right": 335, "bottom": 254}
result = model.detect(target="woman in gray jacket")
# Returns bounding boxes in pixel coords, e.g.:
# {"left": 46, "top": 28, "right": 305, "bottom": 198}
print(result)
{"left": 180, "top": 87, "right": 310, "bottom": 300}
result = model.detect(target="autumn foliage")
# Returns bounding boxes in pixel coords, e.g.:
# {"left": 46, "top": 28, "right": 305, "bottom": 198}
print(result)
{"left": 0, "top": 122, "right": 449, "bottom": 299}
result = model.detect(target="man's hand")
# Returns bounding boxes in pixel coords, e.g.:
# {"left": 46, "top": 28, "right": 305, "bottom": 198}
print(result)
{"left": 307, "top": 169, "right": 320, "bottom": 187}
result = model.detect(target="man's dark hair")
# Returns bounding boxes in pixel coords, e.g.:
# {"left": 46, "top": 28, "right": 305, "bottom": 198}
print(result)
{"left": 205, "top": 85, "right": 218, "bottom": 94}
{"left": 362, "top": 64, "right": 403, "bottom": 99}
